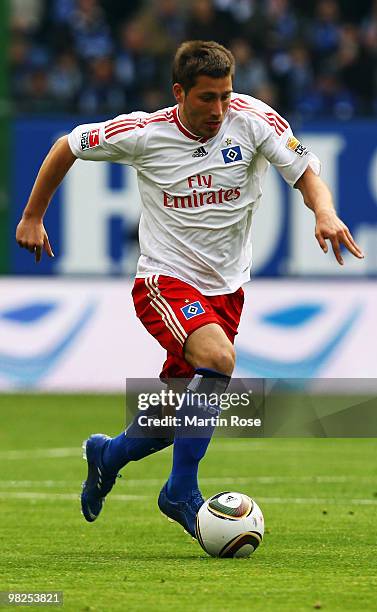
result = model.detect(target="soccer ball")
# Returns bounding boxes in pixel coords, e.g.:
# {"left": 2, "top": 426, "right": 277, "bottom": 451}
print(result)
{"left": 196, "top": 491, "right": 264, "bottom": 558}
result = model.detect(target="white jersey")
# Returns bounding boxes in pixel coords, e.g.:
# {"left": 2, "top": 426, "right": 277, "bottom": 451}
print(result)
{"left": 68, "top": 93, "right": 320, "bottom": 295}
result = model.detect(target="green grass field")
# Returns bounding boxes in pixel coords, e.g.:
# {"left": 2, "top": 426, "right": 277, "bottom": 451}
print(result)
{"left": 1, "top": 394, "right": 377, "bottom": 611}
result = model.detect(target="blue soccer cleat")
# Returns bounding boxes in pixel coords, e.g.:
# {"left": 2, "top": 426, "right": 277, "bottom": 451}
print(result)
{"left": 158, "top": 482, "right": 204, "bottom": 538}
{"left": 81, "top": 434, "right": 120, "bottom": 522}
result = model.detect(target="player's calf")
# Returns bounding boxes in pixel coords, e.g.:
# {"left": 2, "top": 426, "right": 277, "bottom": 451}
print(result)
{"left": 100, "top": 402, "right": 174, "bottom": 473}
{"left": 165, "top": 367, "right": 230, "bottom": 503}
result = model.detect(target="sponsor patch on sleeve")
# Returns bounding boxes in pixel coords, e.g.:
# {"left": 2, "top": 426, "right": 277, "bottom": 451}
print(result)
{"left": 286, "top": 136, "right": 307, "bottom": 157}
{"left": 80, "top": 128, "right": 100, "bottom": 150}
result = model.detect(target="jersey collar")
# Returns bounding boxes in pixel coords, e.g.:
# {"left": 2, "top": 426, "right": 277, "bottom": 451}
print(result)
{"left": 172, "top": 106, "right": 208, "bottom": 143}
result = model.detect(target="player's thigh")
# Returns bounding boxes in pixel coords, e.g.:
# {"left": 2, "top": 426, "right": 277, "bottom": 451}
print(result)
{"left": 207, "top": 287, "right": 245, "bottom": 344}
{"left": 132, "top": 274, "right": 218, "bottom": 356}
{"left": 132, "top": 275, "right": 237, "bottom": 376}
{"left": 184, "top": 323, "right": 235, "bottom": 375}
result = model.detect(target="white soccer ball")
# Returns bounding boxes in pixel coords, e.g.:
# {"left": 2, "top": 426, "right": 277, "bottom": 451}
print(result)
{"left": 196, "top": 491, "right": 264, "bottom": 558}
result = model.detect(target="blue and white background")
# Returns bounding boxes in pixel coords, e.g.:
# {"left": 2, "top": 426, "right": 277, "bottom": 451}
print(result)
{"left": 6, "top": 118, "right": 377, "bottom": 390}
{"left": 1, "top": 279, "right": 375, "bottom": 391}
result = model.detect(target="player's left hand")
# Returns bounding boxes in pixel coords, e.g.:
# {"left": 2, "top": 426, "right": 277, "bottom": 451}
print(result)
{"left": 314, "top": 210, "right": 364, "bottom": 265}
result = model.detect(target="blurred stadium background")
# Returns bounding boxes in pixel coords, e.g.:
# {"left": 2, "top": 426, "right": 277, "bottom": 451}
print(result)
{"left": 1, "top": 0, "right": 377, "bottom": 391}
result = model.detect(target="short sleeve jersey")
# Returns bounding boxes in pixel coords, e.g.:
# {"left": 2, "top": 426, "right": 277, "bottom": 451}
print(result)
{"left": 68, "top": 93, "right": 320, "bottom": 295}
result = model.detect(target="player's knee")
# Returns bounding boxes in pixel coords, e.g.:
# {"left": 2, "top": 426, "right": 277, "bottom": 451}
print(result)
{"left": 184, "top": 324, "right": 236, "bottom": 376}
{"left": 194, "top": 345, "right": 235, "bottom": 376}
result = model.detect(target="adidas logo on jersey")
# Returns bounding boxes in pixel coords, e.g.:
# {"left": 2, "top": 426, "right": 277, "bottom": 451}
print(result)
{"left": 192, "top": 146, "right": 208, "bottom": 157}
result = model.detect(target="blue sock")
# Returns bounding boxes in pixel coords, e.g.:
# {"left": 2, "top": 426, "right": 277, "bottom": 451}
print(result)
{"left": 102, "top": 402, "right": 173, "bottom": 473}
{"left": 167, "top": 368, "right": 230, "bottom": 501}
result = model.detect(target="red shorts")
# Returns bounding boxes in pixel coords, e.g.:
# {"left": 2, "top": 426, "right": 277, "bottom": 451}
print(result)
{"left": 132, "top": 274, "right": 244, "bottom": 380}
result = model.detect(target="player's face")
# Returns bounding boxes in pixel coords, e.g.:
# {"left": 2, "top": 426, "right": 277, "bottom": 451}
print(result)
{"left": 174, "top": 75, "right": 233, "bottom": 139}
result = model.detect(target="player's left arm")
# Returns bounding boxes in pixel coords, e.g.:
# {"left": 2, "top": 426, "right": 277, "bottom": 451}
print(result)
{"left": 246, "top": 94, "right": 364, "bottom": 266}
{"left": 294, "top": 167, "right": 364, "bottom": 265}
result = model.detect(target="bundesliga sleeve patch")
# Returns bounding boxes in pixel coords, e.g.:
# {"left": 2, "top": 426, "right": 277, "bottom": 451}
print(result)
{"left": 181, "top": 301, "right": 205, "bottom": 320}
{"left": 221, "top": 145, "right": 243, "bottom": 164}
{"left": 286, "top": 136, "right": 307, "bottom": 157}
{"left": 80, "top": 128, "right": 100, "bottom": 150}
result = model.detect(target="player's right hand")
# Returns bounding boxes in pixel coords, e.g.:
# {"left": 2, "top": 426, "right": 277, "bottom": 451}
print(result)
{"left": 16, "top": 216, "right": 54, "bottom": 263}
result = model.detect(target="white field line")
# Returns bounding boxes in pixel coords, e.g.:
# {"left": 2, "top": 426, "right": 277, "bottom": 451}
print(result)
{"left": 257, "top": 497, "right": 377, "bottom": 506}
{"left": 0, "top": 492, "right": 147, "bottom": 501}
{"left": 0, "top": 448, "right": 79, "bottom": 459}
{"left": 0, "top": 475, "right": 377, "bottom": 489}
{"left": 0, "top": 491, "right": 376, "bottom": 505}
{"left": 0, "top": 442, "right": 268, "bottom": 460}
{"left": 0, "top": 440, "right": 370, "bottom": 461}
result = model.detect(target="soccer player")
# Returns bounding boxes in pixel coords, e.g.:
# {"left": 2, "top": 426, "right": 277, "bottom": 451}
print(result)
{"left": 16, "top": 41, "right": 363, "bottom": 537}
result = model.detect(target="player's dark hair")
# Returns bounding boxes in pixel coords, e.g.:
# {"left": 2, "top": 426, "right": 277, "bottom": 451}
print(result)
{"left": 172, "top": 40, "right": 235, "bottom": 92}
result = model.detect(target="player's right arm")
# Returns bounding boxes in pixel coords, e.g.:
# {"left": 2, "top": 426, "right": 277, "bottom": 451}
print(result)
{"left": 16, "top": 135, "right": 77, "bottom": 262}
{"left": 16, "top": 112, "right": 144, "bottom": 263}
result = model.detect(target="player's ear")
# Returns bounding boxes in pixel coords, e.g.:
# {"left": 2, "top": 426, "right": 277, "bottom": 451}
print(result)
{"left": 173, "top": 83, "right": 185, "bottom": 104}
